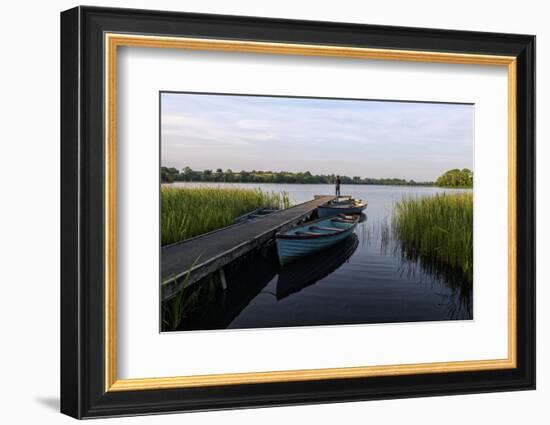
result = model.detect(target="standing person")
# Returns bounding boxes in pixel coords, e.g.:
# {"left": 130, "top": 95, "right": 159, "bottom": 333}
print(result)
{"left": 335, "top": 175, "right": 341, "bottom": 197}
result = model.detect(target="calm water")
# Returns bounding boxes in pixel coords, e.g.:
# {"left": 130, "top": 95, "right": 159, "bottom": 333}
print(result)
{"left": 169, "top": 183, "right": 473, "bottom": 330}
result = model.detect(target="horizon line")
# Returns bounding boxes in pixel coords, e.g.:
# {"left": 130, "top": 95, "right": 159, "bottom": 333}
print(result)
{"left": 160, "top": 165, "right": 473, "bottom": 182}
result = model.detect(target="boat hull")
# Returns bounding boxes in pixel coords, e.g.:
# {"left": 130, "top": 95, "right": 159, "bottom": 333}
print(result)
{"left": 276, "top": 217, "right": 358, "bottom": 265}
{"left": 317, "top": 203, "right": 367, "bottom": 217}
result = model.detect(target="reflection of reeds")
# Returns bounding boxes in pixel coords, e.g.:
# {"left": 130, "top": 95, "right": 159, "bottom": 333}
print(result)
{"left": 391, "top": 193, "right": 473, "bottom": 319}
{"left": 367, "top": 213, "right": 394, "bottom": 255}
{"left": 380, "top": 217, "right": 391, "bottom": 254}
{"left": 161, "top": 186, "right": 290, "bottom": 245}
{"left": 397, "top": 254, "right": 473, "bottom": 319}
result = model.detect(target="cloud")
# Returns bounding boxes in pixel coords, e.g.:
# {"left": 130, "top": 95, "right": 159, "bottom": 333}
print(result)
{"left": 160, "top": 93, "right": 473, "bottom": 181}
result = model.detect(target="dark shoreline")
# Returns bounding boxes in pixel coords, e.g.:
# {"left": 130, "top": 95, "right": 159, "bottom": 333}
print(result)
{"left": 163, "top": 181, "right": 473, "bottom": 189}
{"left": 163, "top": 181, "right": 440, "bottom": 188}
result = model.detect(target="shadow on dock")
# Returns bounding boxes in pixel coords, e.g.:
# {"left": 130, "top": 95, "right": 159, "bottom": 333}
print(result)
{"left": 162, "top": 244, "right": 280, "bottom": 331}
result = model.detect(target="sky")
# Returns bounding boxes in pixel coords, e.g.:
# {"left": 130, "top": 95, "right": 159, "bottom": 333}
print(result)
{"left": 161, "top": 92, "right": 473, "bottom": 181}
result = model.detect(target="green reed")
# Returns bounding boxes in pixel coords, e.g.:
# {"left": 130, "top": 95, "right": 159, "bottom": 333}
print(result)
{"left": 161, "top": 186, "right": 290, "bottom": 246}
{"left": 161, "top": 257, "right": 219, "bottom": 331}
{"left": 392, "top": 192, "right": 473, "bottom": 277}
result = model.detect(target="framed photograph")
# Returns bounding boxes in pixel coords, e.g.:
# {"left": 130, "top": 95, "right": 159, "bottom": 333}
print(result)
{"left": 60, "top": 6, "right": 535, "bottom": 419}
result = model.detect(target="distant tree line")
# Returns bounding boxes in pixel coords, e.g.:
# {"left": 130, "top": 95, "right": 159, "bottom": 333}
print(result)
{"left": 434, "top": 168, "right": 473, "bottom": 188}
{"left": 161, "top": 166, "right": 435, "bottom": 186}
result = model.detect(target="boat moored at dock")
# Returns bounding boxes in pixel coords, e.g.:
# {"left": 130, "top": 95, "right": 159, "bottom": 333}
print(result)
{"left": 276, "top": 214, "right": 359, "bottom": 265}
{"left": 161, "top": 195, "right": 336, "bottom": 300}
{"left": 317, "top": 197, "right": 367, "bottom": 217}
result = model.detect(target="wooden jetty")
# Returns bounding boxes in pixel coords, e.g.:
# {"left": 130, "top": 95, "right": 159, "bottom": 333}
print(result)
{"left": 161, "top": 195, "right": 336, "bottom": 301}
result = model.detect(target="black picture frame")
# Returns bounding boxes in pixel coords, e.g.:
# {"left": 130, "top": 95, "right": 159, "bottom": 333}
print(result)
{"left": 61, "top": 5, "right": 535, "bottom": 419}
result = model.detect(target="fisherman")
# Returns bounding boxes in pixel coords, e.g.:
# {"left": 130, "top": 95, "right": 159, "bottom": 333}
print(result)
{"left": 335, "top": 175, "right": 341, "bottom": 197}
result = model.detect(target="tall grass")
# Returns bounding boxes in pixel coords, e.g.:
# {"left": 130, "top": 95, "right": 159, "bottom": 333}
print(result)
{"left": 392, "top": 192, "right": 473, "bottom": 278}
{"left": 161, "top": 186, "right": 290, "bottom": 245}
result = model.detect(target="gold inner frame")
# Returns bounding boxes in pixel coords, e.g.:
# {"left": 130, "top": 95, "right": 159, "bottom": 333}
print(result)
{"left": 104, "top": 33, "right": 517, "bottom": 392}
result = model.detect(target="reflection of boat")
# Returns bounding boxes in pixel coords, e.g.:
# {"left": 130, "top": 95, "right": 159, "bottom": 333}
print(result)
{"left": 277, "top": 233, "right": 359, "bottom": 300}
{"left": 175, "top": 246, "right": 279, "bottom": 331}
{"left": 357, "top": 212, "right": 367, "bottom": 223}
{"left": 317, "top": 198, "right": 367, "bottom": 217}
{"left": 276, "top": 214, "right": 359, "bottom": 265}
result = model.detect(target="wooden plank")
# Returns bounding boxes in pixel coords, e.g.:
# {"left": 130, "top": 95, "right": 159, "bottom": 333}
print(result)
{"left": 161, "top": 195, "right": 335, "bottom": 300}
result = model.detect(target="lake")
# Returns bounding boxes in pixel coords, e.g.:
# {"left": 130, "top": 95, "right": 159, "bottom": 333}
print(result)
{"left": 168, "top": 182, "right": 473, "bottom": 330}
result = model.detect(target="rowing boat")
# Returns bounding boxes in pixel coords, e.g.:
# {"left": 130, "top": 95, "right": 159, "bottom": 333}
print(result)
{"left": 317, "top": 199, "right": 367, "bottom": 217}
{"left": 276, "top": 214, "right": 359, "bottom": 265}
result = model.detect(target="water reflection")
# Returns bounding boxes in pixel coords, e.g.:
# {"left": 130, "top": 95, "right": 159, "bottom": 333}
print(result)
{"left": 163, "top": 184, "right": 473, "bottom": 331}
{"left": 396, "top": 249, "right": 473, "bottom": 320}
{"left": 374, "top": 216, "right": 472, "bottom": 320}
{"left": 277, "top": 234, "right": 359, "bottom": 300}
{"left": 173, "top": 247, "right": 279, "bottom": 331}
